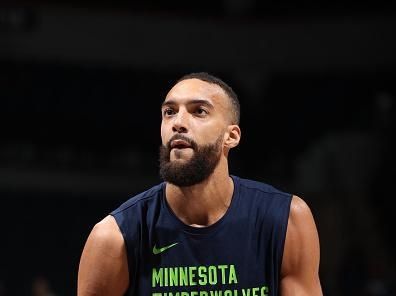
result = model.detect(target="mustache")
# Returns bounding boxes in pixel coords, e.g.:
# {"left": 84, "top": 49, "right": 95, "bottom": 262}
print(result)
{"left": 166, "top": 134, "right": 198, "bottom": 150}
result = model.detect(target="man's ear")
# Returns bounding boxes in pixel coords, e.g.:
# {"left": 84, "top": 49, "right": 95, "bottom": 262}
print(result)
{"left": 224, "top": 125, "right": 241, "bottom": 149}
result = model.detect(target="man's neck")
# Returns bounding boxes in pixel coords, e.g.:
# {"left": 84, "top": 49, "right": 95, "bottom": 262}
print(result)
{"left": 165, "top": 166, "right": 234, "bottom": 227}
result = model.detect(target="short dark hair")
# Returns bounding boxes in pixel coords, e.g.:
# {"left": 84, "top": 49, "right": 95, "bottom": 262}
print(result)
{"left": 177, "top": 72, "right": 240, "bottom": 124}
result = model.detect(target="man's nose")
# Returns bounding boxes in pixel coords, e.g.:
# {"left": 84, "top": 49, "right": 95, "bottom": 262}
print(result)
{"left": 172, "top": 110, "right": 188, "bottom": 133}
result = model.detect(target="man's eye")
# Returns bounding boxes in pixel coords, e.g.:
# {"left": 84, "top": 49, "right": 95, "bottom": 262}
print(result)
{"left": 196, "top": 108, "right": 208, "bottom": 115}
{"left": 163, "top": 108, "right": 175, "bottom": 116}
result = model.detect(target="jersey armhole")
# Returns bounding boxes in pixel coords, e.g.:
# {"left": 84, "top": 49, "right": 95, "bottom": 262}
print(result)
{"left": 277, "top": 194, "right": 293, "bottom": 278}
{"left": 110, "top": 212, "right": 134, "bottom": 295}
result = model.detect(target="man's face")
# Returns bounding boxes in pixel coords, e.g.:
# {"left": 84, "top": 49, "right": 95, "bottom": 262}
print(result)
{"left": 159, "top": 78, "right": 231, "bottom": 186}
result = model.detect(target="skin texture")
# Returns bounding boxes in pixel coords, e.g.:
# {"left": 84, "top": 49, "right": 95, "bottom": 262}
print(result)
{"left": 281, "top": 196, "right": 323, "bottom": 296}
{"left": 77, "top": 78, "right": 322, "bottom": 295}
{"left": 77, "top": 216, "right": 128, "bottom": 296}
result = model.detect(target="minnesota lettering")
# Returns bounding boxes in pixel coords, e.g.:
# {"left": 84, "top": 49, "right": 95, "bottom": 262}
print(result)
{"left": 151, "top": 264, "right": 269, "bottom": 296}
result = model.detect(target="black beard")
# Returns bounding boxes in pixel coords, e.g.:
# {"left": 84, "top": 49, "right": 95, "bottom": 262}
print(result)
{"left": 159, "top": 134, "right": 223, "bottom": 187}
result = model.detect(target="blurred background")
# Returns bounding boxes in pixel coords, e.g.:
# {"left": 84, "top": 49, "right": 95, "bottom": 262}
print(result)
{"left": 1, "top": 0, "right": 396, "bottom": 295}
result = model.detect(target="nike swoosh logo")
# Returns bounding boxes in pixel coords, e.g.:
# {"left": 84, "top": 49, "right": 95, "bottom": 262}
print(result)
{"left": 153, "top": 242, "right": 178, "bottom": 255}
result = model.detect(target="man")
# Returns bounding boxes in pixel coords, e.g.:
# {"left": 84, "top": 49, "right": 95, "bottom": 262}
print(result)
{"left": 78, "top": 72, "right": 322, "bottom": 296}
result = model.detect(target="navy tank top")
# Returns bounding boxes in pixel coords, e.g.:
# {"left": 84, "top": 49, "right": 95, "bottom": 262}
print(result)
{"left": 111, "top": 175, "right": 292, "bottom": 296}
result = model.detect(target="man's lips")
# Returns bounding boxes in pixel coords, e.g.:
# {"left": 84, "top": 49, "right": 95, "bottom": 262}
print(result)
{"left": 170, "top": 139, "right": 192, "bottom": 149}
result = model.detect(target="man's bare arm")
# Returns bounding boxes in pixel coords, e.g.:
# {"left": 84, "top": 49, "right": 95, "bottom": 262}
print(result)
{"left": 78, "top": 215, "right": 129, "bottom": 296}
{"left": 280, "top": 196, "right": 322, "bottom": 296}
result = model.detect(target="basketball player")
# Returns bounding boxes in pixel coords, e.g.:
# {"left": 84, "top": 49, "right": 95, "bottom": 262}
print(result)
{"left": 78, "top": 73, "right": 322, "bottom": 296}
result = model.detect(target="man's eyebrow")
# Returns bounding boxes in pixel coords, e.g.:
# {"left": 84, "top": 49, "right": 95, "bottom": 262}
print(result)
{"left": 161, "top": 99, "right": 214, "bottom": 108}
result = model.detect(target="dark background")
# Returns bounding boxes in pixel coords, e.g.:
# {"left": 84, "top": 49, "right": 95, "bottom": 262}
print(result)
{"left": 1, "top": 1, "right": 395, "bottom": 295}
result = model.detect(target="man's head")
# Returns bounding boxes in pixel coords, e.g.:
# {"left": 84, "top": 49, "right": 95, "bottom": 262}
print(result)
{"left": 159, "top": 72, "right": 241, "bottom": 187}
{"left": 176, "top": 72, "right": 240, "bottom": 125}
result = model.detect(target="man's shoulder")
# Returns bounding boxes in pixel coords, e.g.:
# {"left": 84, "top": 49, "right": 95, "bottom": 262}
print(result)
{"left": 111, "top": 182, "right": 164, "bottom": 215}
{"left": 234, "top": 175, "right": 292, "bottom": 198}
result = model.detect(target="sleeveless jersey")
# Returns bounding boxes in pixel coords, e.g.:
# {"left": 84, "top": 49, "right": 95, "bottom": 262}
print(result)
{"left": 111, "top": 175, "right": 292, "bottom": 296}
